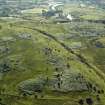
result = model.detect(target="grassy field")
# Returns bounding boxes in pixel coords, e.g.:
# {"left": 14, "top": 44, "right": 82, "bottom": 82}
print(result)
{"left": 0, "top": 3, "right": 105, "bottom": 105}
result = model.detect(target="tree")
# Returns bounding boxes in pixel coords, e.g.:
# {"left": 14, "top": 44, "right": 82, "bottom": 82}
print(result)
{"left": 86, "top": 98, "right": 93, "bottom": 105}
{"left": 93, "top": 86, "right": 97, "bottom": 92}
{"left": 23, "top": 93, "right": 27, "bottom": 97}
{"left": 101, "top": 89, "right": 104, "bottom": 94}
{"left": 34, "top": 94, "right": 38, "bottom": 99}
{"left": 78, "top": 99, "right": 84, "bottom": 105}
{"left": 96, "top": 95, "right": 100, "bottom": 101}
{"left": 0, "top": 98, "right": 2, "bottom": 102}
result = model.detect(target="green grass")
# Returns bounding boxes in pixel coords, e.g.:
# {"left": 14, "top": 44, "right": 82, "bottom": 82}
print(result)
{"left": 0, "top": 4, "right": 105, "bottom": 105}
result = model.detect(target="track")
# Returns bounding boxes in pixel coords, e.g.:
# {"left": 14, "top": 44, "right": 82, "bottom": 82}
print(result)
{"left": 2, "top": 15, "right": 104, "bottom": 82}
{"left": 12, "top": 23, "right": 105, "bottom": 83}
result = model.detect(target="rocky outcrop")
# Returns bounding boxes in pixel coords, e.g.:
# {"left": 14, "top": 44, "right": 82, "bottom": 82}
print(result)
{"left": 17, "top": 77, "right": 47, "bottom": 95}
{"left": 48, "top": 71, "right": 88, "bottom": 92}
{"left": 17, "top": 70, "right": 88, "bottom": 95}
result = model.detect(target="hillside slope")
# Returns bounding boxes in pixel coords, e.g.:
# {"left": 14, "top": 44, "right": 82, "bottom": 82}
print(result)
{"left": 0, "top": 2, "right": 105, "bottom": 105}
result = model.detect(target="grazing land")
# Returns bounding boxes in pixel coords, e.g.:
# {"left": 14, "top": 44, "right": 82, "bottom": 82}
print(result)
{"left": 0, "top": 0, "right": 105, "bottom": 105}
